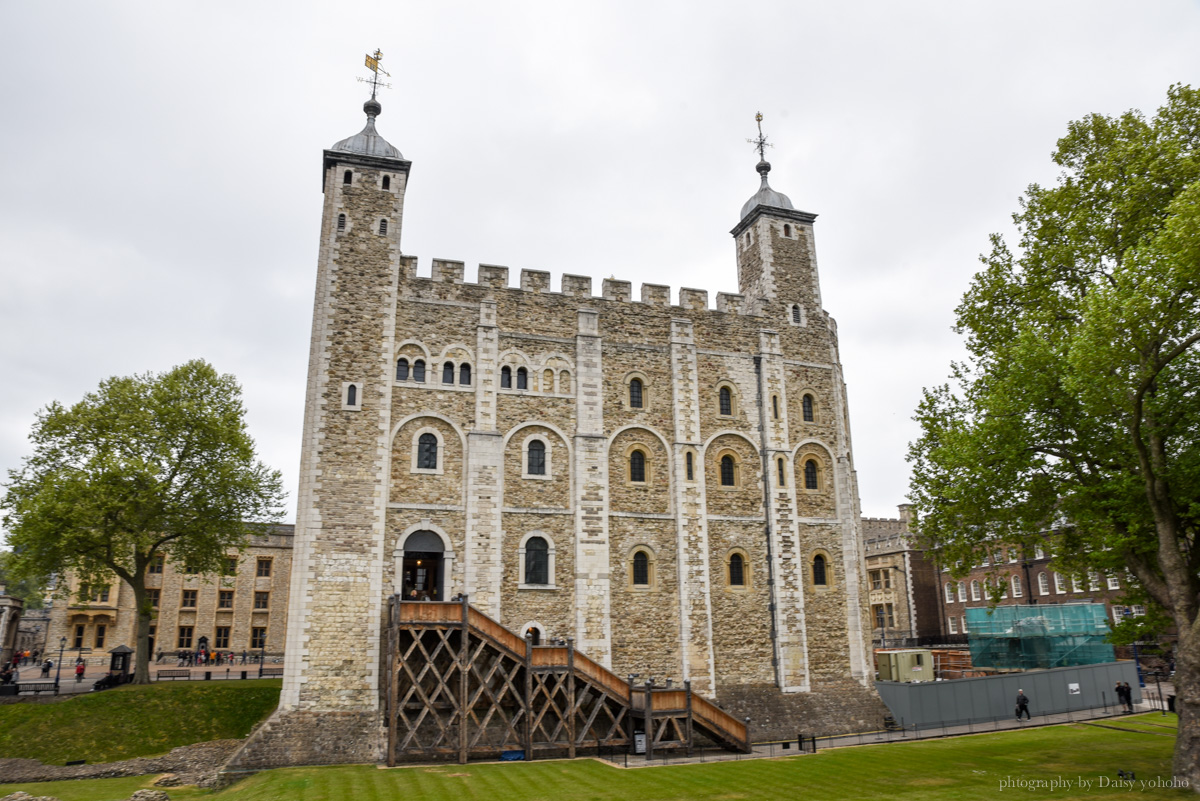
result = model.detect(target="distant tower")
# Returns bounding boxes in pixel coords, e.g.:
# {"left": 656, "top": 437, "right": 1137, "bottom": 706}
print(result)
{"left": 276, "top": 52, "right": 411, "bottom": 762}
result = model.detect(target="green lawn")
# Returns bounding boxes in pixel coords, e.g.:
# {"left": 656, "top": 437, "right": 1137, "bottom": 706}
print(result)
{"left": 0, "top": 679, "right": 280, "bottom": 764}
{"left": 1, "top": 715, "right": 1189, "bottom": 801}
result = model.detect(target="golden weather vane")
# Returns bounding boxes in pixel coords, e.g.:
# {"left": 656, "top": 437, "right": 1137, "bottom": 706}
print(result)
{"left": 358, "top": 48, "right": 392, "bottom": 100}
{"left": 747, "top": 111, "right": 773, "bottom": 161}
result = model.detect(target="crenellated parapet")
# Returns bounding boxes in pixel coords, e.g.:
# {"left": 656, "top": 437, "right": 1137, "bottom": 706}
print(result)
{"left": 398, "top": 258, "right": 766, "bottom": 317}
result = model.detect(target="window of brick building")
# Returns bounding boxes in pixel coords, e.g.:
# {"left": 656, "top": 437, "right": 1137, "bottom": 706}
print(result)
{"left": 218, "top": 590, "right": 234, "bottom": 609}
{"left": 147, "top": 589, "right": 161, "bottom": 608}
{"left": 225, "top": 556, "right": 238, "bottom": 575}
{"left": 215, "top": 626, "right": 230, "bottom": 649}
{"left": 150, "top": 554, "right": 164, "bottom": 574}
{"left": 254, "top": 591, "right": 270, "bottom": 610}
{"left": 178, "top": 626, "right": 194, "bottom": 649}
{"left": 257, "top": 558, "right": 272, "bottom": 578}
{"left": 73, "top": 624, "right": 85, "bottom": 649}
{"left": 94, "top": 624, "right": 107, "bottom": 648}
{"left": 251, "top": 627, "right": 267, "bottom": 649}
{"left": 181, "top": 589, "right": 197, "bottom": 608}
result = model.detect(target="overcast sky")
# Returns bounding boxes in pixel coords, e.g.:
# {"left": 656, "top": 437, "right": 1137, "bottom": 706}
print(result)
{"left": 2, "top": 2, "right": 1198, "bottom": 528}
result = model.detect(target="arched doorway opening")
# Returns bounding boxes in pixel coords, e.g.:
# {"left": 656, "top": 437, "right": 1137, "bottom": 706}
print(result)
{"left": 401, "top": 530, "right": 446, "bottom": 601}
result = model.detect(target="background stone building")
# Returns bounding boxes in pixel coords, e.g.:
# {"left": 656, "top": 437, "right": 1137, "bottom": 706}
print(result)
{"left": 250, "top": 96, "right": 884, "bottom": 766}
{"left": 862, "top": 504, "right": 941, "bottom": 646}
{"left": 44, "top": 526, "right": 293, "bottom": 662}
{"left": 0, "top": 588, "right": 22, "bottom": 665}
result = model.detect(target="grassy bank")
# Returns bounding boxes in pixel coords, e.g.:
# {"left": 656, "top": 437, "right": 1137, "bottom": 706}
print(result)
{"left": 0, "top": 679, "right": 280, "bottom": 764}
{"left": 1, "top": 714, "right": 1187, "bottom": 801}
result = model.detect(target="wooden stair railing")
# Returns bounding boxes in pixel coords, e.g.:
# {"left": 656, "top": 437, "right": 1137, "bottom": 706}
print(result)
{"left": 388, "top": 597, "right": 751, "bottom": 762}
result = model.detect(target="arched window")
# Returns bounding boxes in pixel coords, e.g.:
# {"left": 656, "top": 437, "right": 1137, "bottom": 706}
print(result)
{"left": 971, "top": 580, "right": 982, "bottom": 601}
{"left": 337, "top": 213, "right": 346, "bottom": 232}
{"left": 413, "top": 360, "right": 426, "bottom": 382}
{"left": 945, "top": 582, "right": 955, "bottom": 603}
{"left": 772, "top": 395, "right": 779, "bottom": 419}
{"left": 524, "top": 536, "right": 549, "bottom": 585}
{"left": 516, "top": 367, "right": 528, "bottom": 390}
{"left": 633, "top": 550, "right": 650, "bottom": 586}
{"left": 802, "top": 394, "right": 814, "bottom": 422}
{"left": 629, "top": 378, "right": 644, "bottom": 408}
{"left": 783, "top": 224, "right": 791, "bottom": 237}
{"left": 417, "top": 433, "right": 438, "bottom": 469}
{"left": 1038, "top": 572, "right": 1050, "bottom": 595}
{"left": 729, "top": 553, "right": 745, "bottom": 586}
{"left": 778, "top": 457, "right": 786, "bottom": 486}
{"left": 343, "top": 170, "right": 352, "bottom": 185}
{"left": 1012, "top": 575, "right": 1023, "bottom": 598}
{"left": 382, "top": 175, "right": 391, "bottom": 190}
{"left": 396, "top": 358, "right": 409, "bottom": 381}
{"left": 719, "top": 386, "right": 732, "bottom": 416}
{"left": 812, "top": 554, "right": 827, "bottom": 586}
{"left": 720, "top": 455, "right": 736, "bottom": 486}
{"left": 501, "top": 366, "right": 512, "bottom": 388}
{"left": 957, "top": 581, "right": 967, "bottom": 602}
{"left": 792, "top": 304, "right": 801, "bottom": 324}
{"left": 804, "top": 459, "right": 818, "bottom": 490}
{"left": 379, "top": 219, "right": 388, "bottom": 235}
{"left": 459, "top": 364, "right": 471, "bottom": 385}
{"left": 629, "top": 450, "right": 646, "bottom": 483}
{"left": 442, "top": 362, "right": 455, "bottom": 384}
{"left": 527, "top": 440, "right": 546, "bottom": 476}
{"left": 346, "top": 384, "right": 357, "bottom": 406}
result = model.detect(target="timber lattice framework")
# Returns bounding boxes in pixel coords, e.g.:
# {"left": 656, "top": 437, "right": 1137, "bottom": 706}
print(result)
{"left": 386, "top": 596, "right": 751, "bottom": 764}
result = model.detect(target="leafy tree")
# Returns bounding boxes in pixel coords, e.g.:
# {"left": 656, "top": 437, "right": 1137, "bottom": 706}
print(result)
{"left": 0, "top": 550, "right": 46, "bottom": 609}
{"left": 1, "top": 360, "right": 285, "bottom": 683}
{"left": 908, "top": 85, "right": 1200, "bottom": 789}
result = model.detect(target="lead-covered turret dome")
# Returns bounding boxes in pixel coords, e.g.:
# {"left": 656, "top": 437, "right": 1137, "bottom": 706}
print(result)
{"left": 739, "top": 159, "right": 794, "bottom": 220}
{"left": 331, "top": 98, "right": 403, "bottom": 160}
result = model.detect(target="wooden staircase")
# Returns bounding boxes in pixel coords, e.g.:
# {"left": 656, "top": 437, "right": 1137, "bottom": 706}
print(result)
{"left": 387, "top": 596, "right": 751, "bottom": 764}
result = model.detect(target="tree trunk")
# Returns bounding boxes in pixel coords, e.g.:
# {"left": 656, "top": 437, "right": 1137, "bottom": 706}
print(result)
{"left": 128, "top": 577, "right": 152, "bottom": 685}
{"left": 1172, "top": 621, "right": 1199, "bottom": 793}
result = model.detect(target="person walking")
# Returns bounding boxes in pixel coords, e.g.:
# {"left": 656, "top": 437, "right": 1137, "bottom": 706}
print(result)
{"left": 74, "top": 661, "right": 85, "bottom": 683}
{"left": 1015, "top": 689, "right": 1031, "bottom": 721}
{"left": 41, "top": 658, "right": 52, "bottom": 678}
{"left": 1121, "top": 681, "right": 1134, "bottom": 713}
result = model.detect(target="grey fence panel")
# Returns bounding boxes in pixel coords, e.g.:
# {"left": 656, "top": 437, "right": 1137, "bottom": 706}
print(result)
{"left": 875, "top": 661, "right": 1140, "bottom": 729}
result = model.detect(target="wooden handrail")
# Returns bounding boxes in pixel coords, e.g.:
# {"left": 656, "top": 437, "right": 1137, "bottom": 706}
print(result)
{"left": 691, "top": 694, "right": 747, "bottom": 743}
{"left": 531, "top": 647, "right": 568, "bottom": 667}
{"left": 651, "top": 690, "right": 688, "bottom": 711}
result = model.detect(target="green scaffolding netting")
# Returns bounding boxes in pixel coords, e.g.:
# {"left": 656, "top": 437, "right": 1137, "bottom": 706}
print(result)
{"left": 966, "top": 604, "right": 1115, "bottom": 670}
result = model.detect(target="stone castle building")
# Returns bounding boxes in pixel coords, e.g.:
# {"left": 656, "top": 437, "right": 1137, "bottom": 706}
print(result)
{"left": 44, "top": 527, "right": 293, "bottom": 661}
{"left": 862, "top": 504, "right": 941, "bottom": 646}
{"left": 244, "top": 95, "right": 885, "bottom": 766}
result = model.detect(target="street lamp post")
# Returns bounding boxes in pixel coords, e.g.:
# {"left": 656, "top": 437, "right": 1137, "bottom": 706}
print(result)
{"left": 54, "top": 636, "right": 65, "bottom": 688}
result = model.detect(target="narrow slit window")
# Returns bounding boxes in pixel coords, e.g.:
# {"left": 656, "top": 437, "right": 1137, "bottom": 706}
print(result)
{"left": 804, "top": 459, "right": 818, "bottom": 490}
{"left": 633, "top": 551, "right": 650, "bottom": 586}
{"left": 459, "top": 364, "right": 471, "bottom": 385}
{"left": 686, "top": 451, "right": 694, "bottom": 481}
{"left": 516, "top": 367, "right": 528, "bottom": 389}
{"left": 379, "top": 219, "right": 388, "bottom": 235}
{"left": 337, "top": 213, "right": 346, "bottom": 231}
{"left": 413, "top": 360, "right": 426, "bottom": 382}
{"left": 343, "top": 170, "right": 352, "bottom": 185}
{"left": 629, "top": 378, "right": 643, "bottom": 408}
{"left": 719, "top": 386, "right": 732, "bottom": 416}
{"left": 629, "top": 450, "right": 646, "bottom": 483}
{"left": 382, "top": 175, "right": 391, "bottom": 190}
{"left": 442, "top": 362, "right": 455, "bottom": 384}
{"left": 720, "top": 455, "right": 735, "bottom": 486}
{"left": 792, "top": 305, "right": 801, "bottom": 324}
{"left": 527, "top": 440, "right": 546, "bottom": 475}
{"left": 783, "top": 224, "right": 791, "bottom": 237}
{"left": 501, "top": 366, "right": 512, "bottom": 388}
{"left": 729, "top": 553, "right": 745, "bottom": 586}
{"left": 417, "top": 433, "right": 438, "bottom": 470}
{"left": 802, "top": 394, "right": 814, "bottom": 422}
{"left": 772, "top": 395, "right": 779, "bottom": 419}
{"left": 778, "top": 457, "right": 786, "bottom": 486}
{"left": 812, "top": 554, "right": 827, "bottom": 586}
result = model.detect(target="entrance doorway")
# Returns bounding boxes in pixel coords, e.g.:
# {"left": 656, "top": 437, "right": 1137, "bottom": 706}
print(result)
{"left": 401, "top": 530, "right": 448, "bottom": 601}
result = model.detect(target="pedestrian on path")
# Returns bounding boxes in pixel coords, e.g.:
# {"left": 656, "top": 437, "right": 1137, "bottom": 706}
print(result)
{"left": 1015, "top": 689, "right": 1031, "bottom": 720}
{"left": 74, "top": 661, "right": 85, "bottom": 683}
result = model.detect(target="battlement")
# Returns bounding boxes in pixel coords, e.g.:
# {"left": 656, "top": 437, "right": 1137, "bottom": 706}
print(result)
{"left": 398, "top": 256, "right": 759, "bottom": 316}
